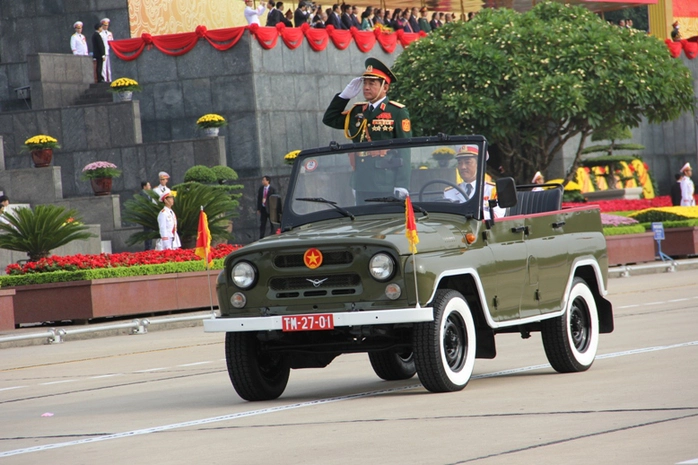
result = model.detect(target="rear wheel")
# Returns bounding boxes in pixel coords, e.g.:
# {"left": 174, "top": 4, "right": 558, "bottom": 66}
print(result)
{"left": 413, "top": 290, "right": 477, "bottom": 392}
{"left": 368, "top": 350, "right": 416, "bottom": 380}
{"left": 541, "top": 277, "right": 599, "bottom": 373}
{"left": 225, "top": 332, "right": 290, "bottom": 401}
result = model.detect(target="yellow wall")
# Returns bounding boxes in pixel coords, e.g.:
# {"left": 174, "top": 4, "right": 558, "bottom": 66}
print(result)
{"left": 128, "top": 0, "right": 251, "bottom": 37}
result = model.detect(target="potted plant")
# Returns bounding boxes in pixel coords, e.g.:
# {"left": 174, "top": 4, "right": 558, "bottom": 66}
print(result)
{"left": 81, "top": 161, "right": 122, "bottom": 196}
{"left": 23, "top": 134, "right": 61, "bottom": 167}
{"left": 108, "top": 77, "right": 141, "bottom": 102}
{"left": 431, "top": 147, "right": 456, "bottom": 167}
{"left": 284, "top": 150, "right": 300, "bottom": 166}
{"left": 196, "top": 114, "right": 227, "bottom": 137}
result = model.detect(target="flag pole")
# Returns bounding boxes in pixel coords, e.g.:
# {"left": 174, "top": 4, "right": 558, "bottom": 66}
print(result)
{"left": 412, "top": 251, "right": 420, "bottom": 309}
{"left": 405, "top": 196, "right": 421, "bottom": 309}
{"left": 200, "top": 205, "right": 216, "bottom": 318}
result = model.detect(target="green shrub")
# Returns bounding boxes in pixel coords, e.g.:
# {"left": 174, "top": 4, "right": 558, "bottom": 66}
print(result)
{"left": 0, "top": 259, "right": 225, "bottom": 287}
{"left": 603, "top": 225, "right": 646, "bottom": 236}
{"left": 123, "top": 183, "right": 237, "bottom": 247}
{"left": 211, "top": 165, "right": 239, "bottom": 184}
{"left": 184, "top": 165, "right": 217, "bottom": 184}
{"left": 0, "top": 205, "right": 94, "bottom": 261}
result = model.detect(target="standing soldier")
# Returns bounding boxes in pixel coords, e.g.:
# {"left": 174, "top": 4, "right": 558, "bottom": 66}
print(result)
{"left": 156, "top": 192, "right": 181, "bottom": 250}
{"left": 70, "top": 21, "right": 89, "bottom": 56}
{"left": 680, "top": 162, "right": 695, "bottom": 206}
{"left": 322, "top": 58, "right": 412, "bottom": 203}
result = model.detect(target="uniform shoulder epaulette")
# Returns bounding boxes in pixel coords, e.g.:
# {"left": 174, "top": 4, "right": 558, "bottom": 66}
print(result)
{"left": 353, "top": 101, "right": 368, "bottom": 107}
{"left": 485, "top": 181, "right": 496, "bottom": 186}
{"left": 161, "top": 208, "right": 167, "bottom": 212}
{"left": 389, "top": 100, "right": 405, "bottom": 108}
{"left": 444, "top": 186, "right": 454, "bottom": 191}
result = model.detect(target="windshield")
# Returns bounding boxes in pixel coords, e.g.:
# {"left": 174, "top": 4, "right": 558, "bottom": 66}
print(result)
{"left": 283, "top": 136, "right": 490, "bottom": 230}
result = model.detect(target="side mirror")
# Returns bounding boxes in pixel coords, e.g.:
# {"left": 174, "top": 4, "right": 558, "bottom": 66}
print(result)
{"left": 495, "top": 177, "right": 517, "bottom": 208}
{"left": 268, "top": 194, "right": 283, "bottom": 225}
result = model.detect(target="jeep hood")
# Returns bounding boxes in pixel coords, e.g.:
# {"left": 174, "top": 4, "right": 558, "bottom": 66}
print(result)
{"left": 255, "top": 214, "right": 470, "bottom": 255}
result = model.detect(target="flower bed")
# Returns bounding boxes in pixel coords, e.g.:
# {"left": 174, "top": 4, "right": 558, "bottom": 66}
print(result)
{"left": 5, "top": 243, "right": 239, "bottom": 276}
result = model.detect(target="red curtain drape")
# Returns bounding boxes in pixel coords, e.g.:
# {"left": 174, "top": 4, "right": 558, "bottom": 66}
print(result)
{"left": 305, "top": 27, "right": 330, "bottom": 51}
{"left": 326, "top": 26, "right": 353, "bottom": 50}
{"left": 352, "top": 29, "right": 376, "bottom": 53}
{"left": 248, "top": 24, "right": 280, "bottom": 50}
{"left": 375, "top": 28, "right": 398, "bottom": 53}
{"left": 665, "top": 38, "right": 698, "bottom": 59}
{"left": 204, "top": 26, "right": 247, "bottom": 51}
{"left": 279, "top": 23, "right": 307, "bottom": 50}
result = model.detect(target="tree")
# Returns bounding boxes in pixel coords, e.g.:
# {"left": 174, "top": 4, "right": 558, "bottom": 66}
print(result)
{"left": 390, "top": 2, "right": 695, "bottom": 183}
{"left": 0, "top": 205, "right": 94, "bottom": 262}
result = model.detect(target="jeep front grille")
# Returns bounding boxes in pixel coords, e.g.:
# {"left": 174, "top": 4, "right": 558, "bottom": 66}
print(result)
{"left": 269, "top": 274, "right": 361, "bottom": 291}
{"left": 273, "top": 251, "right": 353, "bottom": 268}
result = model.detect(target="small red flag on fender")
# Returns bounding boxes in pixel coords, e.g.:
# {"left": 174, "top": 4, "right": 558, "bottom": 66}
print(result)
{"left": 405, "top": 196, "right": 419, "bottom": 254}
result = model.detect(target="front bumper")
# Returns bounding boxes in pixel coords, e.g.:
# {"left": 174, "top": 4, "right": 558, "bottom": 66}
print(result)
{"left": 203, "top": 306, "right": 434, "bottom": 332}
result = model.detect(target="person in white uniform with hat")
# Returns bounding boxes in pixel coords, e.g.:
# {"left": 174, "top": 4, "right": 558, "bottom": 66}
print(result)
{"left": 679, "top": 162, "right": 695, "bottom": 206}
{"left": 70, "top": 21, "right": 89, "bottom": 56}
{"left": 156, "top": 192, "right": 181, "bottom": 250}
{"left": 153, "top": 171, "right": 171, "bottom": 199}
{"left": 99, "top": 18, "right": 113, "bottom": 82}
{"left": 443, "top": 144, "right": 504, "bottom": 219}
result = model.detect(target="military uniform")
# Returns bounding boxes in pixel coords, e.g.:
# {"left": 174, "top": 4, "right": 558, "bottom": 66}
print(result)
{"left": 322, "top": 58, "right": 412, "bottom": 203}
{"left": 156, "top": 192, "right": 181, "bottom": 250}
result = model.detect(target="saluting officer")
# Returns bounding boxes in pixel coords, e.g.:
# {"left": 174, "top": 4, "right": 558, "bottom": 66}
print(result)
{"left": 322, "top": 58, "right": 412, "bottom": 204}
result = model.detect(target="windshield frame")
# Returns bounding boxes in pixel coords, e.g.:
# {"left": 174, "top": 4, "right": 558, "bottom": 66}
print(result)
{"left": 281, "top": 135, "right": 490, "bottom": 232}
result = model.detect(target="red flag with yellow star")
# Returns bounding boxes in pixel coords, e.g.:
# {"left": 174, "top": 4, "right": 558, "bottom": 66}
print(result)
{"left": 405, "top": 196, "right": 419, "bottom": 254}
{"left": 195, "top": 207, "right": 212, "bottom": 267}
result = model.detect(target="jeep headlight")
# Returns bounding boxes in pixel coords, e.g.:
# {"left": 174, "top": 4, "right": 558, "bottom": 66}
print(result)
{"left": 369, "top": 253, "right": 395, "bottom": 282}
{"left": 231, "top": 261, "right": 256, "bottom": 289}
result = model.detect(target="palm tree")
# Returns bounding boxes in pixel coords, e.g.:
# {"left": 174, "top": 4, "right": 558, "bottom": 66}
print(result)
{"left": 123, "top": 183, "right": 237, "bottom": 248}
{"left": 0, "top": 205, "right": 94, "bottom": 261}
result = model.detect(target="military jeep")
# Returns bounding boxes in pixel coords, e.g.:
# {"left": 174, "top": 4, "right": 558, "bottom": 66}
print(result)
{"left": 204, "top": 135, "right": 613, "bottom": 401}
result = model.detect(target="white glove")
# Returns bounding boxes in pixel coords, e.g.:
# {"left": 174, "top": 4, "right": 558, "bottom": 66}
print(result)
{"left": 393, "top": 187, "right": 409, "bottom": 200}
{"left": 339, "top": 77, "right": 363, "bottom": 99}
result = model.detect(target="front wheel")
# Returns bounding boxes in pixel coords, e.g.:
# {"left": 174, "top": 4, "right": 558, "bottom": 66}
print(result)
{"left": 413, "top": 290, "right": 477, "bottom": 392}
{"left": 225, "top": 332, "right": 290, "bottom": 401}
{"left": 541, "top": 277, "right": 600, "bottom": 373}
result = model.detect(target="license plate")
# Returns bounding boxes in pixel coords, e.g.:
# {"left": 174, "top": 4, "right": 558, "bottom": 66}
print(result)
{"left": 282, "top": 314, "right": 334, "bottom": 332}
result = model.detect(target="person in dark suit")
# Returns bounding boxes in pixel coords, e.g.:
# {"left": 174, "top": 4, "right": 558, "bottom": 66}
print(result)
{"left": 266, "top": 1, "right": 283, "bottom": 26}
{"left": 294, "top": 1, "right": 310, "bottom": 27}
{"left": 91, "top": 23, "right": 105, "bottom": 83}
{"left": 257, "top": 175, "right": 276, "bottom": 238}
{"left": 341, "top": 4, "right": 353, "bottom": 29}
{"left": 327, "top": 4, "right": 344, "bottom": 29}
{"left": 670, "top": 173, "right": 682, "bottom": 206}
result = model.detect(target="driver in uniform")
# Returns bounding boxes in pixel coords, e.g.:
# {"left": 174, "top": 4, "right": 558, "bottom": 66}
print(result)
{"left": 444, "top": 144, "right": 504, "bottom": 219}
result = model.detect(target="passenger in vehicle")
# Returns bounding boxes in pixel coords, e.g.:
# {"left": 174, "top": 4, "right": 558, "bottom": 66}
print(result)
{"left": 444, "top": 144, "right": 504, "bottom": 219}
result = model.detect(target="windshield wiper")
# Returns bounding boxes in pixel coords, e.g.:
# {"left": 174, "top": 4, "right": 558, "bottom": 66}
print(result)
{"left": 364, "top": 197, "right": 428, "bottom": 217}
{"left": 295, "top": 197, "right": 355, "bottom": 220}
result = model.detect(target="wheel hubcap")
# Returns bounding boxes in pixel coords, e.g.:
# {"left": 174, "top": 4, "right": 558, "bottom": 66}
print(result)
{"left": 570, "top": 297, "right": 590, "bottom": 352}
{"left": 443, "top": 313, "right": 466, "bottom": 371}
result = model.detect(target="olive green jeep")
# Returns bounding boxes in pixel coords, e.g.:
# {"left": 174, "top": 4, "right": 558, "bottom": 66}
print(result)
{"left": 204, "top": 135, "right": 613, "bottom": 401}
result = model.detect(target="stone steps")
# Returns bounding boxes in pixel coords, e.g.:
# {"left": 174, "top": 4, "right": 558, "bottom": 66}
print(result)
{"left": 73, "top": 82, "right": 112, "bottom": 106}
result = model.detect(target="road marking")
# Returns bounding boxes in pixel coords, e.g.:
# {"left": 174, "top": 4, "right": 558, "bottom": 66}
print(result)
{"left": 39, "top": 380, "right": 75, "bottom": 386}
{"left": 616, "top": 304, "right": 639, "bottom": 309}
{"left": 677, "top": 459, "right": 698, "bottom": 464}
{"left": 0, "top": 386, "right": 25, "bottom": 392}
{"left": 89, "top": 374, "right": 123, "bottom": 379}
{"left": 2, "top": 339, "right": 696, "bottom": 458}
{"left": 177, "top": 361, "right": 212, "bottom": 367}
{"left": 641, "top": 301, "right": 664, "bottom": 306}
{"left": 134, "top": 367, "right": 168, "bottom": 373}
{"left": 668, "top": 298, "right": 690, "bottom": 303}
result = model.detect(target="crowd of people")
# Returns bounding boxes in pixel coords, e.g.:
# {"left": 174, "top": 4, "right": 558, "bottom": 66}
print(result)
{"left": 244, "top": 0, "right": 476, "bottom": 31}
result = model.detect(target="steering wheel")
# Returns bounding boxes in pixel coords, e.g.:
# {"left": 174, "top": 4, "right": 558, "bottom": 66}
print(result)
{"left": 418, "top": 179, "right": 469, "bottom": 203}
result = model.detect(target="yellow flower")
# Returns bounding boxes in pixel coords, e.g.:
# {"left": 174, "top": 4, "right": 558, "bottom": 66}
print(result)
{"left": 196, "top": 114, "right": 227, "bottom": 128}
{"left": 110, "top": 77, "right": 139, "bottom": 88}
{"left": 284, "top": 150, "right": 300, "bottom": 161}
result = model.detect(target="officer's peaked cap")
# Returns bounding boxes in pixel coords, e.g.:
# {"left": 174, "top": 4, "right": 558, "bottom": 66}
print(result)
{"left": 363, "top": 58, "right": 397, "bottom": 84}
